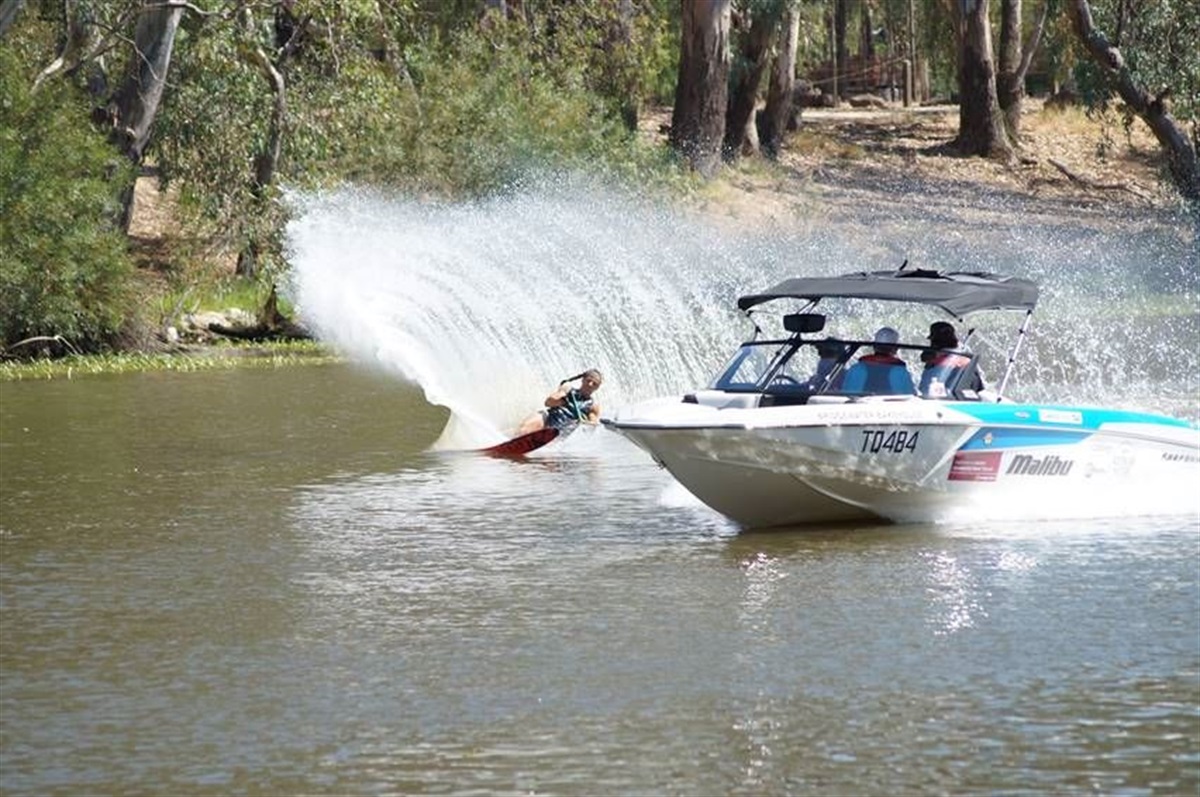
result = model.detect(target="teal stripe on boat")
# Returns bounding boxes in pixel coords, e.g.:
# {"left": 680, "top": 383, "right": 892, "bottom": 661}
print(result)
{"left": 952, "top": 403, "right": 1196, "bottom": 432}
{"left": 960, "top": 426, "right": 1090, "bottom": 450}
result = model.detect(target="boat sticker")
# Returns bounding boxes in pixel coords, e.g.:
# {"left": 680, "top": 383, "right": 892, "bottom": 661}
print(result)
{"left": 1038, "top": 408, "right": 1083, "bottom": 425}
{"left": 860, "top": 429, "right": 919, "bottom": 454}
{"left": 802, "top": 406, "right": 930, "bottom": 425}
{"left": 956, "top": 404, "right": 1193, "bottom": 431}
{"left": 948, "top": 451, "right": 1002, "bottom": 481}
{"left": 959, "top": 426, "right": 1089, "bottom": 450}
{"left": 1006, "top": 453, "right": 1075, "bottom": 476}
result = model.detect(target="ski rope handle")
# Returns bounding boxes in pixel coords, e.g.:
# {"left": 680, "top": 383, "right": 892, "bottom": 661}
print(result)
{"left": 559, "top": 372, "right": 588, "bottom": 422}
{"left": 566, "top": 389, "right": 584, "bottom": 422}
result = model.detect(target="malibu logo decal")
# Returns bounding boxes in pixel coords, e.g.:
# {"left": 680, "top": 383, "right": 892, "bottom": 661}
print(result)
{"left": 1006, "top": 453, "right": 1075, "bottom": 476}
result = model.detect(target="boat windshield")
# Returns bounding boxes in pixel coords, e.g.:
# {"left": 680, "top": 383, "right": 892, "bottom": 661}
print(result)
{"left": 710, "top": 339, "right": 834, "bottom": 392}
{"left": 711, "top": 338, "right": 984, "bottom": 399}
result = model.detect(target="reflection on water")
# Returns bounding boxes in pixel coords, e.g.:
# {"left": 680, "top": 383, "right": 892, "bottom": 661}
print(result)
{"left": 2, "top": 366, "right": 1198, "bottom": 795}
{"left": 922, "top": 550, "right": 987, "bottom": 635}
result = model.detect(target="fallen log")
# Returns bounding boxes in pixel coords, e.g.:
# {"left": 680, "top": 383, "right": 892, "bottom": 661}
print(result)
{"left": 1047, "top": 158, "right": 1151, "bottom": 198}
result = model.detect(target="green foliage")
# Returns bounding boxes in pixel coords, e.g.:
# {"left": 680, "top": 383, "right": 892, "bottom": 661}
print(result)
{"left": 0, "top": 27, "right": 135, "bottom": 354}
{"left": 393, "top": 0, "right": 678, "bottom": 106}
{"left": 5, "top": 0, "right": 689, "bottom": 359}
{"left": 152, "top": 15, "right": 284, "bottom": 278}
{"left": 313, "top": 0, "right": 683, "bottom": 192}
{"left": 921, "top": 0, "right": 959, "bottom": 99}
{"left": 791, "top": 1, "right": 835, "bottom": 73}
{"left": 157, "top": 3, "right": 680, "bottom": 204}
{"left": 530, "top": 0, "right": 679, "bottom": 113}
{"left": 156, "top": 275, "right": 292, "bottom": 328}
{"left": 1072, "top": 0, "right": 1200, "bottom": 125}
{"left": 357, "top": 21, "right": 671, "bottom": 195}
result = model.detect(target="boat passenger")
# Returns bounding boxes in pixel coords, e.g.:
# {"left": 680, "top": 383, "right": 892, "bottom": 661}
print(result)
{"left": 518, "top": 368, "right": 603, "bottom": 434}
{"left": 919, "top": 321, "right": 982, "bottom": 396}
{"left": 841, "top": 327, "right": 915, "bottom": 395}
{"left": 804, "top": 338, "right": 846, "bottom": 391}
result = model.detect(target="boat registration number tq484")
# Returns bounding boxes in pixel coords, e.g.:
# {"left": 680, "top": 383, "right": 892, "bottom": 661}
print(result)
{"left": 860, "top": 428, "right": 920, "bottom": 454}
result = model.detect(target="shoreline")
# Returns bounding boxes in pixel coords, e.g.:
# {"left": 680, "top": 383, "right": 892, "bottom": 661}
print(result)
{"left": 7, "top": 99, "right": 1192, "bottom": 381}
{"left": 0, "top": 340, "right": 339, "bottom": 382}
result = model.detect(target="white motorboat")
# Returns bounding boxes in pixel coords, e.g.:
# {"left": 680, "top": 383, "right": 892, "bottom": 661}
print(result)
{"left": 603, "top": 267, "right": 1200, "bottom": 527}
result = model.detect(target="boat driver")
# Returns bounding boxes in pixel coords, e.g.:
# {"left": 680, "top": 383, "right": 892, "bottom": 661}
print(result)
{"left": 804, "top": 337, "right": 847, "bottom": 390}
{"left": 517, "top": 369, "right": 603, "bottom": 434}
{"left": 841, "top": 327, "right": 915, "bottom": 395}
{"left": 920, "top": 321, "right": 983, "bottom": 395}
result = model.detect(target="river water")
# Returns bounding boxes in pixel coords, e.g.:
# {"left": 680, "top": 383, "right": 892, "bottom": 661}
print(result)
{"left": 2, "top": 364, "right": 1197, "bottom": 795}
{"left": 3, "top": 184, "right": 1199, "bottom": 794}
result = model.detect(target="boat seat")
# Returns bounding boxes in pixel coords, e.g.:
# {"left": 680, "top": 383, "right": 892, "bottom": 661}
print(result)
{"left": 686, "top": 390, "right": 761, "bottom": 409}
{"left": 759, "top": 393, "right": 811, "bottom": 407}
{"left": 806, "top": 395, "right": 852, "bottom": 404}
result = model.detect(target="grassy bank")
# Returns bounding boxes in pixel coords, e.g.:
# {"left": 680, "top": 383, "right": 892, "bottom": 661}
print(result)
{"left": 0, "top": 340, "right": 339, "bottom": 382}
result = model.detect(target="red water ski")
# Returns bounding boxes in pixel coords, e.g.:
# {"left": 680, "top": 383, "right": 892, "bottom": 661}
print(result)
{"left": 481, "top": 427, "right": 560, "bottom": 457}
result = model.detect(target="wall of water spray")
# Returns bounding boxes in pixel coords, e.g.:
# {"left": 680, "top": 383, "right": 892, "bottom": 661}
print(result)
{"left": 287, "top": 175, "right": 1198, "bottom": 449}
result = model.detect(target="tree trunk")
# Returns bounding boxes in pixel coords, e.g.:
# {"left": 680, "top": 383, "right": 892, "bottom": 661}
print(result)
{"left": 954, "top": 0, "right": 1012, "bottom": 159}
{"left": 760, "top": 2, "right": 800, "bottom": 158}
{"left": 996, "top": 0, "right": 1045, "bottom": 141}
{"left": 0, "top": 0, "right": 23, "bottom": 41}
{"left": 860, "top": 0, "right": 874, "bottom": 58}
{"left": 670, "top": 0, "right": 731, "bottom": 177}
{"left": 109, "top": 2, "right": 182, "bottom": 165}
{"left": 0, "top": 0, "right": 22, "bottom": 40}
{"left": 612, "top": 0, "right": 639, "bottom": 132}
{"left": 723, "top": 6, "right": 777, "bottom": 159}
{"left": 834, "top": 0, "right": 849, "bottom": 101}
{"left": 996, "top": 0, "right": 1021, "bottom": 139}
{"left": 1067, "top": 0, "right": 1199, "bottom": 202}
{"left": 31, "top": 1, "right": 103, "bottom": 91}
{"left": 107, "top": 1, "right": 184, "bottom": 229}
{"left": 235, "top": 4, "right": 308, "bottom": 279}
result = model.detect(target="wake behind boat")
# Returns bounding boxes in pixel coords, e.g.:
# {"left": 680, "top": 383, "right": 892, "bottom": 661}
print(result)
{"left": 603, "top": 267, "right": 1200, "bottom": 528}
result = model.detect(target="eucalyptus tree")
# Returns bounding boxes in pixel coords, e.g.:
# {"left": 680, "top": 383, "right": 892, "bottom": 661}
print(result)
{"left": 151, "top": 0, "right": 421, "bottom": 279}
{"left": 670, "top": 0, "right": 732, "bottom": 176}
{"left": 106, "top": 1, "right": 186, "bottom": 229}
{"left": 953, "top": 0, "right": 1012, "bottom": 158}
{"left": 1067, "top": 0, "right": 1198, "bottom": 202}
{"left": 759, "top": 0, "right": 800, "bottom": 157}
{"left": 724, "top": 0, "right": 785, "bottom": 159}
{"left": 832, "top": 0, "right": 848, "bottom": 100}
{"left": 996, "top": 0, "right": 1049, "bottom": 140}
{"left": 7, "top": 0, "right": 188, "bottom": 229}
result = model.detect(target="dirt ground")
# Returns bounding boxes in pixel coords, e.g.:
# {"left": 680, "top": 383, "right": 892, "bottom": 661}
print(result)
{"left": 690, "top": 100, "right": 1193, "bottom": 235}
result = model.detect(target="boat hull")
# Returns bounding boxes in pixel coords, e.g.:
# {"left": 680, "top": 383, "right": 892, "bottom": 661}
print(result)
{"left": 606, "top": 398, "right": 1200, "bottom": 528}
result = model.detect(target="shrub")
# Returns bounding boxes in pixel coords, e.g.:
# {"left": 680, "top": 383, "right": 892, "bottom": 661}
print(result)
{"left": 0, "top": 40, "right": 135, "bottom": 354}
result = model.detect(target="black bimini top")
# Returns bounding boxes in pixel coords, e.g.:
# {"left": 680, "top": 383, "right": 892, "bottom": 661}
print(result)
{"left": 736, "top": 268, "right": 1040, "bottom": 317}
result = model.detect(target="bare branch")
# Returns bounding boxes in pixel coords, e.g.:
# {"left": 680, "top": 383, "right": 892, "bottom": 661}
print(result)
{"left": 1016, "top": 0, "right": 1049, "bottom": 82}
{"left": 146, "top": 0, "right": 214, "bottom": 15}
{"left": 1047, "top": 157, "right": 1151, "bottom": 197}
{"left": 4, "top": 335, "right": 82, "bottom": 356}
